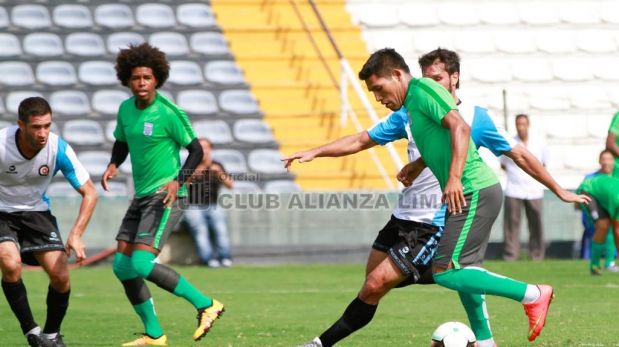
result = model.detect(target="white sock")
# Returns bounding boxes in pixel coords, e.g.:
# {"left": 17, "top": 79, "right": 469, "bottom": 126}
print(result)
{"left": 521, "top": 285, "right": 541, "bottom": 304}
{"left": 312, "top": 337, "right": 323, "bottom": 346}
{"left": 42, "top": 332, "right": 57, "bottom": 339}
{"left": 25, "top": 326, "right": 41, "bottom": 336}
{"left": 477, "top": 338, "right": 496, "bottom": 347}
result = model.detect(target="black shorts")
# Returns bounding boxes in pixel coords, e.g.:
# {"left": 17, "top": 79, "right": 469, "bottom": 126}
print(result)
{"left": 372, "top": 215, "right": 442, "bottom": 285}
{"left": 582, "top": 193, "right": 609, "bottom": 221}
{"left": 0, "top": 210, "right": 65, "bottom": 265}
{"left": 116, "top": 192, "right": 183, "bottom": 250}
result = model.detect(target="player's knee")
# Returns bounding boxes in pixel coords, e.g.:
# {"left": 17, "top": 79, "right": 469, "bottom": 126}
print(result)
{"left": 361, "top": 275, "right": 389, "bottom": 300}
{"left": 48, "top": 269, "right": 70, "bottom": 291}
{"left": 130, "top": 253, "right": 155, "bottom": 279}
{"left": 0, "top": 258, "right": 22, "bottom": 281}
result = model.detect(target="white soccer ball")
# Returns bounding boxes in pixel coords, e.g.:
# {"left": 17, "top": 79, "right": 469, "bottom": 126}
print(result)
{"left": 430, "top": 321, "right": 477, "bottom": 347}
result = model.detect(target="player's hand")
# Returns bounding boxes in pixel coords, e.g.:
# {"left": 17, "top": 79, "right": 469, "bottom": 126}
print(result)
{"left": 66, "top": 232, "right": 86, "bottom": 263}
{"left": 282, "top": 151, "right": 316, "bottom": 170}
{"left": 442, "top": 177, "right": 466, "bottom": 215}
{"left": 158, "top": 180, "right": 180, "bottom": 208}
{"left": 101, "top": 164, "right": 118, "bottom": 191}
{"left": 557, "top": 189, "right": 591, "bottom": 204}
{"left": 397, "top": 162, "right": 424, "bottom": 187}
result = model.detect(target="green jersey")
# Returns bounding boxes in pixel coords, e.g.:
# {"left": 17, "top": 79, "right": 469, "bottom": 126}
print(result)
{"left": 577, "top": 174, "right": 619, "bottom": 219}
{"left": 404, "top": 77, "right": 498, "bottom": 194}
{"left": 609, "top": 112, "right": 619, "bottom": 177}
{"left": 114, "top": 92, "right": 196, "bottom": 197}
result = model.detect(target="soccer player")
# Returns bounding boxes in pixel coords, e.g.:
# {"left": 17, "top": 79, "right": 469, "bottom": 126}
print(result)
{"left": 101, "top": 43, "right": 223, "bottom": 346}
{"left": 605, "top": 112, "right": 619, "bottom": 177}
{"left": 0, "top": 97, "right": 97, "bottom": 347}
{"left": 360, "top": 48, "right": 554, "bottom": 343}
{"left": 577, "top": 150, "right": 619, "bottom": 275}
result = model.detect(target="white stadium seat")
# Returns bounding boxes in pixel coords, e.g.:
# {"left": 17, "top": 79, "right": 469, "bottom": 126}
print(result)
{"left": 0, "top": 62, "right": 35, "bottom": 86}
{"left": 6, "top": 91, "right": 43, "bottom": 114}
{"left": 479, "top": 2, "right": 520, "bottom": 25}
{"left": 454, "top": 31, "right": 495, "bottom": 54}
{"left": 136, "top": 4, "right": 176, "bottom": 28}
{"left": 219, "top": 90, "right": 260, "bottom": 115}
{"left": 36, "top": 61, "right": 78, "bottom": 86}
{"left": 53, "top": 4, "right": 93, "bottom": 28}
{"left": 248, "top": 149, "right": 287, "bottom": 174}
{"left": 552, "top": 58, "right": 593, "bottom": 82}
{"left": 574, "top": 30, "right": 617, "bottom": 53}
{"left": 107, "top": 32, "right": 145, "bottom": 54}
{"left": 413, "top": 32, "right": 454, "bottom": 56}
{"left": 438, "top": 3, "right": 480, "bottom": 25}
{"left": 587, "top": 114, "right": 613, "bottom": 139}
{"left": 176, "top": 3, "right": 217, "bottom": 28}
{"left": 157, "top": 90, "right": 175, "bottom": 103}
{"left": 79, "top": 61, "right": 117, "bottom": 86}
{"left": 205, "top": 61, "right": 245, "bottom": 85}
{"left": 593, "top": 58, "right": 619, "bottom": 81}
{"left": 12, "top": 5, "right": 51, "bottom": 29}
{"left": 192, "top": 120, "right": 233, "bottom": 144}
{"left": 95, "top": 4, "right": 135, "bottom": 29}
{"left": 77, "top": 151, "right": 110, "bottom": 176}
{"left": 233, "top": 119, "right": 274, "bottom": 143}
{"left": 23, "top": 33, "right": 64, "bottom": 57}
{"left": 50, "top": 91, "right": 91, "bottom": 117}
{"left": 535, "top": 30, "right": 576, "bottom": 53}
{"left": 168, "top": 61, "right": 203, "bottom": 85}
{"left": 264, "top": 180, "right": 301, "bottom": 193}
{"left": 563, "top": 144, "right": 604, "bottom": 171}
{"left": 569, "top": 87, "right": 611, "bottom": 110}
{"left": 63, "top": 120, "right": 105, "bottom": 146}
{"left": 66, "top": 32, "right": 106, "bottom": 57}
{"left": 518, "top": 3, "right": 560, "bottom": 25}
{"left": 92, "top": 90, "right": 130, "bottom": 116}
{"left": 559, "top": 2, "right": 600, "bottom": 24}
{"left": 527, "top": 89, "right": 570, "bottom": 111}
{"left": 190, "top": 32, "right": 230, "bottom": 56}
{"left": 511, "top": 59, "right": 553, "bottom": 82}
{"left": 543, "top": 114, "right": 588, "bottom": 139}
{"left": 495, "top": 31, "right": 536, "bottom": 54}
{"left": 212, "top": 149, "right": 247, "bottom": 173}
{"left": 468, "top": 59, "right": 512, "bottom": 83}
{"left": 177, "top": 90, "right": 218, "bottom": 115}
{"left": 397, "top": 3, "right": 439, "bottom": 27}
{"left": 149, "top": 32, "right": 189, "bottom": 56}
{"left": 105, "top": 121, "right": 116, "bottom": 142}
{"left": 0, "top": 34, "right": 21, "bottom": 57}
{"left": 348, "top": 4, "right": 398, "bottom": 28}
{"left": 0, "top": 7, "right": 9, "bottom": 28}
{"left": 600, "top": 1, "right": 619, "bottom": 24}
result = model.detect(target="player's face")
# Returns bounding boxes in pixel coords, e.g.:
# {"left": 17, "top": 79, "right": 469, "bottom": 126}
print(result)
{"left": 18, "top": 113, "right": 52, "bottom": 151}
{"left": 422, "top": 60, "right": 458, "bottom": 94}
{"left": 365, "top": 70, "right": 406, "bottom": 111}
{"left": 516, "top": 117, "right": 529, "bottom": 139}
{"left": 599, "top": 152, "right": 614, "bottom": 174}
{"left": 129, "top": 67, "right": 158, "bottom": 105}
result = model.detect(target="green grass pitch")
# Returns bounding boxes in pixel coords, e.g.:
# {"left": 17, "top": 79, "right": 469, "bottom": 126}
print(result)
{"left": 1, "top": 260, "right": 617, "bottom": 346}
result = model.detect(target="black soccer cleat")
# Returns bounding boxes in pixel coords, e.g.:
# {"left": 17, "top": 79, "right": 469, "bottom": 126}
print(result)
{"left": 50, "top": 334, "right": 65, "bottom": 347}
{"left": 27, "top": 334, "right": 57, "bottom": 347}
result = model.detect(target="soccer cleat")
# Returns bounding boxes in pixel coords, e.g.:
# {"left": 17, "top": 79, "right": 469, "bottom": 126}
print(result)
{"left": 606, "top": 264, "right": 619, "bottom": 273}
{"left": 45, "top": 334, "right": 65, "bottom": 347}
{"left": 193, "top": 300, "right": 225, "bottom": 341}
{"left": 220, "top": 258, "right": 233, "bottom": 267}
{"left": 297, "top": 337, "right": 323, "bottom": 347}
{"left": 590, "top": 267, "right": 602, "bottom": 276}
{"left": 121, "top": 334, "right": 167, "bottom": 346}
{"left": 26, "top": 334, "right": 56, "bottom": 347}
{"left": 523, "top": 284, "right": 554, "bottom": 342}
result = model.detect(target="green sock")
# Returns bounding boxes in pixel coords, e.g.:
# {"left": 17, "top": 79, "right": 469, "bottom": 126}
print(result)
{"left": 173, "top": 276, "right": 213, "bottom": 310}
{"left": 591, "top": 241, "right": 604, "bottom": 270}
{"left": 604, "top": 230, "right": 616, "bottom": 268}
{"left": 133, "top": 299, "right": 163, "bottom": 338}
{"left": 459, "top": 292, "right": 492, "bottom": 340}
{"left": 434, "top": 267, "right": 527, "bottom": 302}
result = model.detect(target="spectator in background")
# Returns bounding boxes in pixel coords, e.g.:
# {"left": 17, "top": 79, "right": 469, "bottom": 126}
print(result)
{"left": 577, "top": 150, "right": 617, "bottom": 275}
{"left": 501, "top": 114, "right": 549, "bottom": 261}
{"left": 606, "top": 111, "right": 619, "bottom": 177}
{"left": 184, "top": 138, "right": 234, "bottom": 268}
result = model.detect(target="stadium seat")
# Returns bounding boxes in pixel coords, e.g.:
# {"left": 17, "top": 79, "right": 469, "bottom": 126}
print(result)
{"left": 11, "top": 4, "right": 51, "bottom": 29}
{"left": 569, "top": 87, "right": 611, "bottom": 110}
{"left": 397, "top": 3, "right": 439, "bottom": 27}
{"left": 94, "top": 4, "right": 135, "bottom": 29}
{"left": 413, "top": 32, "right": 454, "bottom": 55}
{"left": 518, "top": 3, "right": 560, "bottom": 24}
{"left": 77, "top": 151, "right": 109, "bottom": 176}
{"left": 553, "top": 58, "right": 593, "bottom": 82}
{"left": 136, "top": 4, "right": 176, "bottom": 28}
{"left": 92, "top": 90, "right": 130, "bottom": 116}
{"left": 527, "top": 89, "right": 570, "bottom": 111}
{"left": 50, "top": 91, "right": 91, "bottom": 117}
{"left": 0, "top": 34, "right": 21, "bottom": 57}
{"left": 6, "top": 91, "right": 43, "bottom": 114}
{"left": 0, "top": 62, "right": 35, "bottom": 86}
{"left": 36, "top": 61, "right": 78, "bottom": 86}
{"left": 204, "top": 61, "right": 245, "bottom": 85}
{"left": 559, "top": 2, "right": 600, "bottom": 24}
{"left": 593, "top": 58, "right": 619, "bottom": 81}
{"left": 0, "top": 97, "right": 5, "bottom": 114}
{"left": 62, "top": 120, "right": 105, "bottom": 146}
{"left": 600, "top": 1, "right": 619, "bottom": 24}
{"left": 192, "top": 120, "right": 233, "bottom": 144}
{"left": 478, "top": 2, "right": 520, "bottom": 25}
{"left": 158, "top": 90, "right": 175, "bottom": 103}
{"left": 468, "top": 59, "right": 512, "bottom": 83}
{"left": 168, "top": 61, "right": 203, "bottom": 85}
{"left": 535, "top": 30, "right": 576, "bottom": 53}
{"left": 78, "top": 61, "right": 117, "bottom": 85}
{"left": 587, "top": 114, "right": 613, "bottom": 139}
{"left": 229, "top": 181, "right": 261, "bottom": 193}
{"left": 362, "top": 30, "right": 415, "bottom": 57}
{"left": 543, "top": 114, "right": 587, "bottom": 139}
{"left": 105, "top": 120, "right": 116, "bottom": 142}
{"left": 263, "top": 180, "right": 301, "bottom": 193}
{"left": 53, "top": 4, "right": 93, "bottom": 29}
{"left": 107, "top": 32, "right": 145, "bottom": 54}
{"left": 438, "top": 3, "right": 480, "bottom": 25}
{"left": 574, "top": 30, "right": 617, "bottom": 53}
{"left": 211, "top": 149, "right": 247, "bottom": 173}
{"left": 563, "top": 144, "right": 603, "bottom": 170}
{"left": 248, "top": 149, "right": 287, "bottom": 174}
{"left": 23, "top": 33, "right": 64, "bottom": 57}
{"left": 149, "top": 32, "right": 189, "bottom": 56}
{"left": 349, "top": 4, "right": 398, "bottom": 28}
{"left": 176, "top": 3, "right": 216, "bottom": 28}
{"left": 190, "top": 32, "right": 230, "bottom": 56}
{"left": 511, "top": 59, "right": 553, "bottom": 82}
{"left": 454, "top": 31, "right": 495, "bottom": 54}
{"left": 219, "top": 90, "right": 260, "bottom": 115}
{"left": 233, "top": 119, "right": 274, "bottom": 143}
{"left": 177, "top": 89, "right": 218, "bottom": 115}
{"left": 495, "top": 31, "right": 536, "bottom": 54}
{"left": 47, "top": 182, "right": 79, "bottom": 197}
{"left": 0, "top": 7, "right": 8, "bottom": 28}
{"left": 66, "top": 32, "right": 106, "bottom": 57}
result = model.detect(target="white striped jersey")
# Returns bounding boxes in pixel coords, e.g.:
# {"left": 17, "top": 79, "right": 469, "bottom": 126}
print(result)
{"left": 0, "top": 126, "right": 90, "bottom": 212}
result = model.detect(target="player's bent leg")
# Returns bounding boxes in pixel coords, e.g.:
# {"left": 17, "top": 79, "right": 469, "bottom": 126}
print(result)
{"left": 359, "top": 255, "right": 406, "bottom": 304}
{"left": 364, "top": 248, "right": 388, "bottom": 277}
{"left": 35, "top": 250, "right": 71, "bottom": 345}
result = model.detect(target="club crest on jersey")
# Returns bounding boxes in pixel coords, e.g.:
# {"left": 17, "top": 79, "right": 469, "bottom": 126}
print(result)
{"left": 143, "top": 122, "right": 153, "bottom": 136}
{"left": 38, "top": 165, "right": 49, "bottom": 176}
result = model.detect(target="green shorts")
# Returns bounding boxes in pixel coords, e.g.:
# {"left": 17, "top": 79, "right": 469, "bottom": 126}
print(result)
{"left": 434, "top": 183, "right": 502, "bottom": 269}
{"left": 116, "top": 192, "right": 183, "bottom": 250}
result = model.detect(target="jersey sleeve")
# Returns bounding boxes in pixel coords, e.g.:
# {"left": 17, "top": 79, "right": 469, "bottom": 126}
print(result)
{"left": 408, "top": 78, "right": 458, "bottom": 125}
{"left": 167, "top": 108, "right": 196, "bottom": 148}
{"left": 609, "top": 112, "right": 619, "bottom": 136}
{"left": 470, "top": 106, "right": 517, "bottom": 157}
{"left": 55, "top": 139, "right": 90, "bottom": 189}
{"left": 367, "top": 108, "right": 409, "bottom": 145}
{"left": 113, "top": 107, "right": 126, "bottom": 142}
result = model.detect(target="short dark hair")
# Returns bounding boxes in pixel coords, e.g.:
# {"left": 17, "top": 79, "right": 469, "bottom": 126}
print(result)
{"left": 418, "top": 48, "right": 461, "bottom": 88}
{"left": 18, "top": 97, "right": 52, "bottom": 123}
{"left": 600, "top": 149, "right": 613, "bottom": 159}
{"left": 515, "top": 114, "right": 529, "bottom": 123}
{"left": 358, "top": 48, "right": 410, "bottom": 80}
{"left": 115, "top": 42, "right": 169, "bottom": 88}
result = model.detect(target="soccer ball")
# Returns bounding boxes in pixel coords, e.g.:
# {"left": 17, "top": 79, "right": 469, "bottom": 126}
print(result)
{"left": 430, "top": 321, "right": 476, "bottom": 347}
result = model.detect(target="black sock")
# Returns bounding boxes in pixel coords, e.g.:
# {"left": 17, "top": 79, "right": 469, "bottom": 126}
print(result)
{"left": 2, "top": 279, "right": 37, "bottom": 334}
{"left": 319, "top": 297, "right": 377, "bottom": 347}
{"left": 43, "top": 285, "right": 70, "bottom": 334}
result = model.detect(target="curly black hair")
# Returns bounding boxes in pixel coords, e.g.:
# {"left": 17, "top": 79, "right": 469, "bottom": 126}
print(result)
{"left": 115, "top": 42, "right": 169, "bottom": 88}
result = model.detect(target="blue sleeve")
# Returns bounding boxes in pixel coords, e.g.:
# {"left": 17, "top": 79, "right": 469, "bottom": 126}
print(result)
{"left": 55, "top": 138, "right": 89, "bottom": 190}
{"left": 367, "top": 108, "right": 409, "bottom": 145}
{"left": 470, "top": 106, "right": 516, "bottom": 157}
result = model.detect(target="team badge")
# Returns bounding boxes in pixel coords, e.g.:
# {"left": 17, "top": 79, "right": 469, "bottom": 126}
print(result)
{"left": 143, "top": 122, "right": 153, "bottom": 136}
{"left": 38, "top": 165, "right": 49, "bottom": 176}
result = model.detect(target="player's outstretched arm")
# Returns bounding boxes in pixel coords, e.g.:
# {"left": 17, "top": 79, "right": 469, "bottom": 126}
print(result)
{"left": 506, "top": 145, "right": 591, "bottom": 204}
{"left": 66, "top": 180, "right": 98, "bottom": 263}
{"left": 397, "top": 157, "right": 426, "bottom": 187}
{"left": 442, "top": 110, "right": 469, "bottom": 214}
{"left": 282, "top": 131, "right": 377, "bottom": 169}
